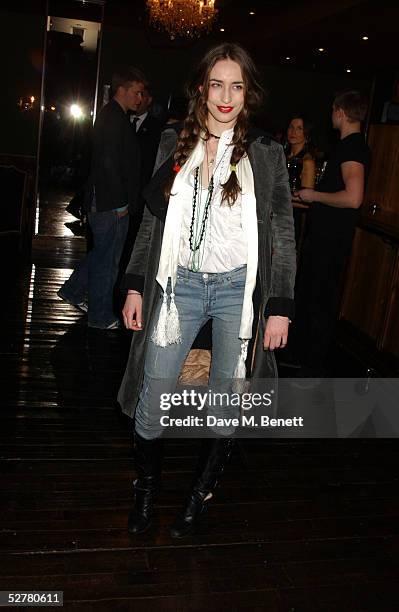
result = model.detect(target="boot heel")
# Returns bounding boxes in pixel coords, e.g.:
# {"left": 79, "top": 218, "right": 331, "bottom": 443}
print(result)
{"left": 169, "top": 438, "right": 234, "bottom": 538}
{"left": 170, "top": 490, "right": 209, "bottom": 538}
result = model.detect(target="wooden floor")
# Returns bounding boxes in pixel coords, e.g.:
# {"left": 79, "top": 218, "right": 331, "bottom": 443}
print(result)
{"left": 1, "top": 189, "right": 398, "bottom": 611}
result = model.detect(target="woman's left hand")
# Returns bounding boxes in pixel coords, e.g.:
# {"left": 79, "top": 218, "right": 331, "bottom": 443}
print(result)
{"left": 263, "top": 316, "right": 290, "bottom": 350}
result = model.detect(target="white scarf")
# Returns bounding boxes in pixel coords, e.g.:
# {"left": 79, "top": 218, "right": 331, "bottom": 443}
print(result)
{"left": 152, "top": 139, "right": 258, "bottom": 378}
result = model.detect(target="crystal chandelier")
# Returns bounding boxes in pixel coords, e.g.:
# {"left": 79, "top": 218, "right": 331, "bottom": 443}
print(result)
{"left": 147, "top": 0, "right": 217, "bottom": 39}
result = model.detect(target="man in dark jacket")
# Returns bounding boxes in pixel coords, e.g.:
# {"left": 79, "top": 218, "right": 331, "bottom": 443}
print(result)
{"left": 58, "top": 67, "right": 146, "bottom": 329}
{"left": 122, "top": 86, "right": 162, "bottom": 262}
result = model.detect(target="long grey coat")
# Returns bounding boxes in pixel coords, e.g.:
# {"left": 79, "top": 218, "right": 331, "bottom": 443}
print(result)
{"left": 118, "top": 128, "right": 296, "bottom": 418}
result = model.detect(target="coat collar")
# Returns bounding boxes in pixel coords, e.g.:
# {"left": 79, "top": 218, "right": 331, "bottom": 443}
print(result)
{"left": 143, "top": 125, "right": 278, "bottom": 222}
{"left": 246, "top": 126, "right": 276, "bottom": 147}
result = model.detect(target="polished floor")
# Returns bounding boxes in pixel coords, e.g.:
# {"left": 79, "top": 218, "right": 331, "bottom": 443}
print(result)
{"left": 1, "top": 189, "right": 398, "bottom": 611}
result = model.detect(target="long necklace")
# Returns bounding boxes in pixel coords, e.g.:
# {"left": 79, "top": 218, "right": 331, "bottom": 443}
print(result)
{"left": 188, "top": 167, "right": 214, "bottom": 271}
{"left": 187, "top": 141, "right": 229, "bottom": 271}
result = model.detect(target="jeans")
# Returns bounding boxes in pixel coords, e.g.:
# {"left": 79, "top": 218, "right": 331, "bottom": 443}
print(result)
{"left": 59, "top": 209, "right": 129, "bottom": 328}
{"left": 135, "top": 265, "right": 247, "bottom": 439}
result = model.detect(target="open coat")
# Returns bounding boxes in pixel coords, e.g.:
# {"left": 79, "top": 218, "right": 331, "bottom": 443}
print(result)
{"left": 118, "top": 127, "right": 296, "bottom": 418}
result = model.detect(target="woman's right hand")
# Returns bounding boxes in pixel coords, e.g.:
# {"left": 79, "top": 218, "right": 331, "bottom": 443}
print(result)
{"left": 122, "top": 293, "right": 143, "bottom": 331}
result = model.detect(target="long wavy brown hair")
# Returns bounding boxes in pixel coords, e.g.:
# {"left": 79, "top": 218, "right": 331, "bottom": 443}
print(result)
{"left": 165, "top": 43, "right": 264, "bottom": 206}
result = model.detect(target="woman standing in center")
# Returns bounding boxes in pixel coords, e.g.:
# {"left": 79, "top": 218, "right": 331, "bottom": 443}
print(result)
{"left": 118, "top": 43, "right": 296, "bottom": 538}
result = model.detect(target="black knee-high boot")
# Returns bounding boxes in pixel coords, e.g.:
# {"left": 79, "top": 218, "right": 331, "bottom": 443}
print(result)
{"left": 170, "top": 437, "right": 234, "bottom": 538}
{"left": 128, "top": 433, "right": 163, "bottom": 534}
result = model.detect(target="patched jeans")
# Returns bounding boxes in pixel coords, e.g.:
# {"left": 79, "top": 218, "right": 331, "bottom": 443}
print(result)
{"left": 135, "top": 265, "right": 247, "bottom": 439}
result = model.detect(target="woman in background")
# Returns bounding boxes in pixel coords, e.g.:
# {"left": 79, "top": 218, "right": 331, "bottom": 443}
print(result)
{"left": 285, "top": 115, "right": 316, "bottom": 249}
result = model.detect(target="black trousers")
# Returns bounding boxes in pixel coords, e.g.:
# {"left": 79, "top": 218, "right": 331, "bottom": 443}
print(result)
{"left": 290, "top": 231, "right": 349, "bottom": 371}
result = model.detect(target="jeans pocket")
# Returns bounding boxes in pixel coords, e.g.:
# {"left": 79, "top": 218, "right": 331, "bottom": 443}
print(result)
{"left": 176, "top": 273, "right": 189, "bottom": 287}
{"left": 229, "top": 277, "right": 246, "bottom": 290}
{"left": 228, "top": 267, "right": 247, "bottom": 289}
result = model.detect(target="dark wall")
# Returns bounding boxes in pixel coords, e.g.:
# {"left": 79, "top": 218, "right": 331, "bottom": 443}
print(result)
{"left": 98, "top": 24, "right": 210, "bottom": 108}
{"left": 0, "top": 7, "right": 372, "bottom": 159}
{"left": 259, "top": 65, "right": 371, "bottom": 152}
{"left": 0, "top": 9, "right": 45, "bottom": 156}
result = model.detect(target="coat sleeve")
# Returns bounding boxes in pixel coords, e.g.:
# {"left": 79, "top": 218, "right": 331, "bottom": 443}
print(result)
{"left": 264, "top": 145, "right": 297, "bottom": 320}
{"left": 120, "top": 204, "right": 154, "bottom": 293}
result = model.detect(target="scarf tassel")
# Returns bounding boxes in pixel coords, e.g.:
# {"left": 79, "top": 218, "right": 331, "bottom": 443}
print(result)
{"left": 233, "top": 340, "right": 249, "bottom": 379}
{"left": 233, "top": 340, "right": 249, "bottom": 394}
{"left": 151, "top": 293, "right": 168, "bottom": 347}
{"left": 152, "top": 291, "right": 182, "bottom": 347}
{"left": 166, "top": 292, "right": 182, "bottom": 344}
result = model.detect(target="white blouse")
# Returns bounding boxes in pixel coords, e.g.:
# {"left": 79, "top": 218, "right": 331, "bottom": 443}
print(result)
{"left": 178, "top": 128, "right": 247, "bottom": 273}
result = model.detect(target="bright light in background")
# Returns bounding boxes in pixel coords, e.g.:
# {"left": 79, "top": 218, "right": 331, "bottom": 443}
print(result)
{"left": 50, "top": 105, "right": 56, "bottom": 111}
{"left": 70, "top": 103, "right": 84, "bottom": 119}
{"left": 34, "top": 192, "right": 40, "bottom": 235}
{"left": 30, "top": 96, "right": 35, "bottom": 103}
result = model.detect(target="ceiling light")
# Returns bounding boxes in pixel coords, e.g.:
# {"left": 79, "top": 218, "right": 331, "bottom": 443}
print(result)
{"left": 220, "top": 27, "right": 225, "bottom": 32}
{"left": 346, "top": 69, "right": 351, "bottom": 73}
{"left": 318, "top": 48, "right": 325, "bottom": 52}
{"left": 362, "top": 36, "right": 369, "bottom": 40}
{"left": 285, "top": 56, "right": 291, "bottom": 60}
{"left": 147, "top": 0, "right": 217, "bottom": 39}
{"left": 249, "top": 11, "right": 255, "bottom": 15}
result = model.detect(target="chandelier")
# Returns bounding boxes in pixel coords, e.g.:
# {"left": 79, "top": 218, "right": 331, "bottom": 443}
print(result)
{"left": 147, "top": 0, "right": 217, "bottom": 39}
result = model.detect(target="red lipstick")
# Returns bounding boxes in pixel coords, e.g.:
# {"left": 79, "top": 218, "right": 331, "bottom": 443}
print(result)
{"left": 217, "top": 106, "right": 233, "bottom": 113}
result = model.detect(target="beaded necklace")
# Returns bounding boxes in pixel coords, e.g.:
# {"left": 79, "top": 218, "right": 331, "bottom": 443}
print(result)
{"left": 187, "top": 141, "right": 230, "bottom": 271}
{"left": 188, "top": 167, "right": 214, "bottom": 271}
